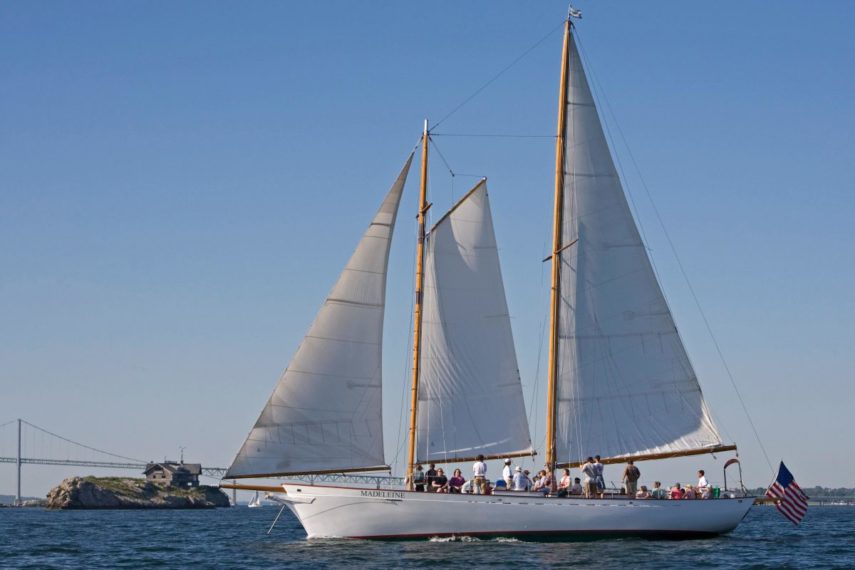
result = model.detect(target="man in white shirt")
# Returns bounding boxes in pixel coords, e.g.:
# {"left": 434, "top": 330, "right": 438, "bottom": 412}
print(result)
{"left": 512, "top": 466, "right": 527, "bottom": 491}
{"left": 697, "top": 470, "right": 709, "bottom": 491}
{"left": 502, "top": 458, "right": 513, "bottom": 489}
{"left": 472, "top": 454, "right": 487, "bottom": 495}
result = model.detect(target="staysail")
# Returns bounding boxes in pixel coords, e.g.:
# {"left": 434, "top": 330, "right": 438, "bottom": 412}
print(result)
{"left": 554, "top": 34, "right": 724, "bottom": 464}
{"left": 416, "top": 180, "right": 533, "bottom": 463}
{"left": 226, "top": 155, "right": 413, "bottom": 478}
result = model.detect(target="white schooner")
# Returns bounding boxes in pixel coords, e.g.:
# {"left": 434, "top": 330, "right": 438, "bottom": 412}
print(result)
{"left": 223, "top": 10, "right": 754, "bottom": 539}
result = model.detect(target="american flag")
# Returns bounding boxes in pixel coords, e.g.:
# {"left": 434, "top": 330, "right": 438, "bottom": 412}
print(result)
{"left": 766, "top": 462, "right": 808, "bottom": 525}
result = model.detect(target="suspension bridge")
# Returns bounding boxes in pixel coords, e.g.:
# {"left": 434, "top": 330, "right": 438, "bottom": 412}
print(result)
{"left": 0, "top": 419, "right": 228, "bottom": 506}
{"left": 0, "top": 419, "right": 406, "bottom": 506}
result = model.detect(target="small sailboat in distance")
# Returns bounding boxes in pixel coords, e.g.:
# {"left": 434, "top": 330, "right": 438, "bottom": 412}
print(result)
{"left": 248, "top": 492, "right": 262, "bottom": 508}
{"left": 223, "top": 8, "right": 754, "bottom": 539}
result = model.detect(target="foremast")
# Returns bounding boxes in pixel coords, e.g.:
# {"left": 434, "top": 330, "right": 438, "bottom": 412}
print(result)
{"left": 545, "top": 16, "right": 572, "bottom": 475}
{"left": 406, "top": 120, "right": 430, "bottom": 489}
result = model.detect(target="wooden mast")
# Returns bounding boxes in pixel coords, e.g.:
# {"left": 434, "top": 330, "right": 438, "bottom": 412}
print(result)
{"left": 545, "top": 18, "right": 572, "bottom": 473}
{"left": 405, "top": 120, "right": 430, "bottom": 489}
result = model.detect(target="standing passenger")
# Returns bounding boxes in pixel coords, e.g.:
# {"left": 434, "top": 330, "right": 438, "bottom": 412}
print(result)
{"left": 502, "top": 458, "right": 513, "bottom": 489}
{"left": 593, "top": 455, "right": 605, "bottom": 496}
{"left": 412, "top": 464, "right": 426, "bottom": 492}
{"left": 472, "top": 454, "right": 488, "bottom": 495}
{"left": 581, "top": 457, "right": 597, "bottom": 498}
{"left": 622, "top": 460, "right": 640, "bottom": 496}
{"left": 425, "top": 463, "right": 437, "bottom": 492}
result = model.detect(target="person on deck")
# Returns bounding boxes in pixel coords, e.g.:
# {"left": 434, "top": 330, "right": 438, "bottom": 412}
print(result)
{"left": 651, "top": 481, "right": 668, "bottom": 499}
{"left": 425, "top": 463, "right": 437, "bottom": 492}
{"left": 412, "top": 464, "right": 426, "bottom": 492}
{"left": 622, "top": 460, "right": 641, "bottom": 496}
{"left": 636, "top": 485, "right": 650, "bottom": 499}
{"left": 472, "top": 454, "right": 488, "bottom": 495}
{"left": 581, "top": 457, "right": 597, "bottom": 498}
{"left": 683, "top": 485, "right": 697, "bottom": 500}
{"left": 593, "top": 455, "right": 605, "bottom": 496}
{"left": 670, "top": 483, "right": 684, "bottom": 499}
{"left": 502, "top": 459, "right": 513, "bottom": 488}
{"left": 558, "top": 468, "right": 571, "bottom": 492}
{"left": 570, "top": 477, "right": 583, "bottom": 495}
{"left": 697, "top": 470, "right": 709, "bottom": 492}
{"left": 448, "top": 469, "right": 465, "bottom": 493}
{"left": 432, "top": 468, "right": 449, "bottom": 493}
{"left": 511, "top": 466, "right": 528, "bottom": 491}
{"left": 534, "top": 469, "right": 553, "bottom": 495}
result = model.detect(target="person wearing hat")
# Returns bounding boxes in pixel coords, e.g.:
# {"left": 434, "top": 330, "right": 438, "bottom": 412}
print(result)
{"left": 502, "top": 458, "right": 513, "bottom": 489}
{"left": 511, "top": 465, "right": 527, "bottom": 491}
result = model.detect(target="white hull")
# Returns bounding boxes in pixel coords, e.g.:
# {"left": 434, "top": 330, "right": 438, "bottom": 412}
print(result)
{"left": 276, "top": 484, "right": 753, "bottom": 540}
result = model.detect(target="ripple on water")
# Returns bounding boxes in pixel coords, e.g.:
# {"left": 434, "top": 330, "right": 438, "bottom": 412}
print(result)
{"left": 0, "top": 506, "right": 852, "bottom": 569}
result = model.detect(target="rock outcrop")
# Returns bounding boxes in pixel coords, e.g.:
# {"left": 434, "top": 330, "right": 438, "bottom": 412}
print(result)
{"left": 46, "top": 477, "right": 230, "bottom": 509}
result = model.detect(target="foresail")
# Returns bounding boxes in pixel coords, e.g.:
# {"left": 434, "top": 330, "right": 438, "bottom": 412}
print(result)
{"left": 554, "top": 35, "right": 722, "bottom": 464}
{"left": 416, "top": 180, "right": 533, "bottom": 464}
{"left": 226, "top": 154, "right": 413, "bottom": 478}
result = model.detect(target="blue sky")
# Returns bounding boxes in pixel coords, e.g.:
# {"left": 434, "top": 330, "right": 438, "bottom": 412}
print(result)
{"left": 2, "top": 1, "right": 853, "bottom": 497}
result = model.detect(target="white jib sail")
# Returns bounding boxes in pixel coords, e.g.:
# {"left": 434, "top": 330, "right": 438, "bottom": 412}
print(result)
{"left": 555, "top": 35, "right": 723, "bottom": 463}
{"left": 226, "top": 154, "right": 413, "bottom": 478}
{"left": 417, "top": 180, "right": 533, "bottom": 463}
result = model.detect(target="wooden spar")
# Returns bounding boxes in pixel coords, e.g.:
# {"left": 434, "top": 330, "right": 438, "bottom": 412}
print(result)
{"left": 220, "top": 483, "right": 286, "bottom": 493}
{"left": 405, "top": 120, "right": 430, "bottom": 490}
{"left": 557, "top": 445, "right": 739, "bottom": 469}
{"left": 416, "top": 449, "right": 536, "bottom": 467}
{"left": 545, "top": 18, "right": 572, "bottom": 472}
{"left": 224, "top": 465, "right": 392, "bottom": 480}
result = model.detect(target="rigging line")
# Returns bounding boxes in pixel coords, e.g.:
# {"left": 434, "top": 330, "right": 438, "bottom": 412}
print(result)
{"left": 573, "top": 33, "right": 775, "bottom": 475}
{"left": 21, "top": 419, "right": 146, "bottom": 464}
{"left": 428, "top": 137, "right": 455, "bottom": 178}
{"left": 0, "top": 419, "right": 16, "bottom": 430}
{"left": 432, "top": 19, "right": 567, "bottom": 130}
{"left": 431, "top": 133, "right": 556, "bottom": 139}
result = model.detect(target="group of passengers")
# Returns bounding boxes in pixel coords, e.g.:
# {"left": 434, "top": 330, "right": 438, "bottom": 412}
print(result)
{"left": 411, "top": 454, "right": 717, "bottom": 500}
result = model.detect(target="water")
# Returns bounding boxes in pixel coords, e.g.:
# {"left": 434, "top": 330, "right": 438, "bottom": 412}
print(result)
{"left": 1, "top": 506, "right": 852, "bottom": 569}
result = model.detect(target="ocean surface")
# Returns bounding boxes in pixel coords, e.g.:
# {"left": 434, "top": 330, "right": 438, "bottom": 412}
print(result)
{"left": 1, "top": 505, "right": 853, "bottom": 569}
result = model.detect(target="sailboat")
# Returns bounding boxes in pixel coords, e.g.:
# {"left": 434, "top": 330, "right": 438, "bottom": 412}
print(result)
{"left": 248, "top": 492, "right": 262, "bottom": 508}
{"left": 223, "top": 11, "right": 754, "bottom": 539}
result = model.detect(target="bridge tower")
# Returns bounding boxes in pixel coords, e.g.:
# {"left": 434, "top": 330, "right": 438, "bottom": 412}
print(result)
{"left": 16, "top": 418, "right": 21, "bottom": 506}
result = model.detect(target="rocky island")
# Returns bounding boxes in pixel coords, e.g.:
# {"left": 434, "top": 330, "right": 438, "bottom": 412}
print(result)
{"left": 46, "top": 476, "right": 230, "bottom": 509}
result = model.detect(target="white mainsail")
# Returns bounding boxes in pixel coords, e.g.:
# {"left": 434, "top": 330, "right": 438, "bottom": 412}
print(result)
{"left": 416, "top": 180, "right": 533, "bottom": 463}
{"left": 555, "top": 35, "right": 723, "bottom": 463}
{"left": 226, "top": 155, "right": 413, "bottom": 478}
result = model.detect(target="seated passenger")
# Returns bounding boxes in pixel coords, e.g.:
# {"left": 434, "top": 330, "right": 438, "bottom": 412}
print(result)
{"left": 701, "top": 486, "right": 712, "bottom": 500}
{"left": 461, "top": 479, "right": 473, "bottom": 494}
{"left": 569, "top": 477, "right": 583, "bottom": 495}
{"left": 670, "top": 483, "right": 684, "bottom": 500}
{"left": 635, "top": 485, "right": 650, "bottom": 499}
{"left": 558, "top": 468, "right": 571, "bottom": 491}
{"left": 431, "top": 468, "right": 449, "bottom": 493}
{"left": 683, "top": 484, "right": 696, "bottom": 500}
{"left": 448, "top": 468, "right": 465, "bottom": 493}
{"left": 650, "top": 481, "right": 668, "bottom": 499}
{"left": 533, "top": 469, "right": 553, "bottom": 495}
{"left": 512, "top": 466, "right": 531, "bottom": 491}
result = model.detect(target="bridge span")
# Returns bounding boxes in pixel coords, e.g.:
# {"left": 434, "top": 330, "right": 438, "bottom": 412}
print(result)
{"left": 0, "top": 419, "right": 227, "bottom": 505}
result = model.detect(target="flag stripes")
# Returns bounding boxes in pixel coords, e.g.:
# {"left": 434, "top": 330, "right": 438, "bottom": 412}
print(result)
{"left": 765, "top": 463, "right": 808, "bottom": 525}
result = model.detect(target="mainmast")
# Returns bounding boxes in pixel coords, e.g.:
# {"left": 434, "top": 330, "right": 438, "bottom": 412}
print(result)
{"left": 545, "top": 17, "right": 572, "bottom": 473}
{"left": 406, "top": 120, "right": 430, "bottom": 489}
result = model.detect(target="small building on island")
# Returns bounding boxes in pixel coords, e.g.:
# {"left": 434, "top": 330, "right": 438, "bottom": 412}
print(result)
{"left": 144, "top": 462, "right": 202, "bottom": 488}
